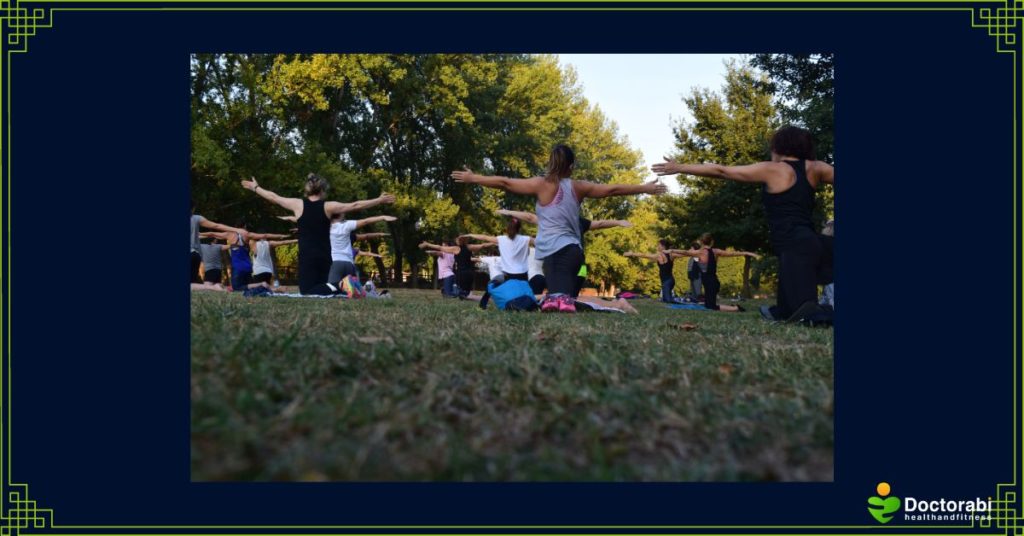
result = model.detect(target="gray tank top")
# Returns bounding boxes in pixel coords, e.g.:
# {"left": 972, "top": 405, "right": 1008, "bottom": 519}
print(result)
{"left": 190, "top": 215, "right": 202, "bottom": 252}
{"left": 253, "top": 240, "right": 274, "bottom": 275}
{"left": 200, "top": 244, "right": 223, "bottom": 270}
{"left": 533, "top": 178, "right": 581, "bottom": 260}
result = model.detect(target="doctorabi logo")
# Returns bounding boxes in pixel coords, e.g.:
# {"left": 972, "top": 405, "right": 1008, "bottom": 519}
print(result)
{"left": 867, "top": 482, "right": 901, "bottom": 524}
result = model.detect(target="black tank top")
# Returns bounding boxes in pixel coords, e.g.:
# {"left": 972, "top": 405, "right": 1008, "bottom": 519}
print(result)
{"left": 705, "top": 247, "right": 717, "bottom": 276}
{"left": 455, "top": 245, "right": 474, "bottom": 272}
{"left": 658, "top": 254, "right": 674, "bottom": 279}
{"left": 762, "top": 160, "right": 817, "bottom": 252}
{"left": 297, "top": 199, "right": 331, "bottom": 262}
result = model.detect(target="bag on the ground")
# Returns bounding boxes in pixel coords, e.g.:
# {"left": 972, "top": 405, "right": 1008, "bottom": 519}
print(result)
{"left": 341, "top": 275, "right": 366, "bottom": 299}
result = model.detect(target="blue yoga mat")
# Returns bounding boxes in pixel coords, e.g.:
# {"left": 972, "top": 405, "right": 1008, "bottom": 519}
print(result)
{"left": 666, "top": 303, "right": 709, "bottom": 310}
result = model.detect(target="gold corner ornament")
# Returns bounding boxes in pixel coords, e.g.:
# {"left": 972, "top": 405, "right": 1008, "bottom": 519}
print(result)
{"left": 1, "top": 0, "right": 52, "bottom": 54}
{"left": 0, "top": 483, "right": 53, "bottom": 535}
{"left": 972, "top": 0, "right": 1023, "bottom": 53}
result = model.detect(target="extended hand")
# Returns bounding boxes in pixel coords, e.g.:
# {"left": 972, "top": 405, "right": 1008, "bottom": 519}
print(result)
{"left": 241, "top": 176, "right": 259, "bottom": 191}
{"left": 651, "top": 157, "right": 683, "bottom": 176}
{"left": 378, "top": 193, "right": 397, "bottom": 204}
{"left": 644, "top": 180, "right": 669, "bottom": 195}
{"left": 380, "top": 216, "right": 398, "bottom": 222}
{"left": 451, "top": 167, "right": 477, "bottom": 183}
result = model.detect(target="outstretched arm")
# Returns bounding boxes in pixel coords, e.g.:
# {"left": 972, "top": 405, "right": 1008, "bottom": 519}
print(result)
{"left": 652, "top": 158, "right": 783, "bottom": 184}
{"left": 714, "top": 249, "right": 762, "bottom": 259}
{"left": 355, "top": 232, "right": 389, "bottom": 240}
{"left": 467, "top": 243, "right": 496, "bottom": 253}
{"left": 241, "top": 177, "right": 303, "bottom": 214}
{"left": 459, "top": 233, "right": 499, "bottom": 245}
{"left": 355, "top": 215, "right": 397, "bottom": 229}
{"left": 665, "top": 249, "right": 700, "bottom": 258}
{"left": 419, "top": 241, "right": 461, "bottom": 255}
{"left": 268, "top": 239, "right": 298, "bottom": 247}
{"left": 356, "top": 251, "right": 382, "bottom": 258}
{"left": 199, "top": 231, "right": 233, "bottom": 240}
{"left": 588, "top": 219, "right": 633, "bottom": 231}
{"left": 325, "top": 194, "right": 396, "bottom": 216}
{"left": 277, "top": 215, "right": 298, "bottom": 223}
{"left": 198, "top": 218, "right": 241, "bottom": 234}
{"left": 495, "top": 209, "right": 538, "bottom": 225}
{"left": 574, "top": 180, "right": 667, "bottom": 200}
{"left": 812, "top": 160, "right": 835, "bottom": 185}
{"left": 246, "top": 232, "right": 290, "bottom": 240}
{"left": 452, "top": 168, "right": 543, "bottom": 196}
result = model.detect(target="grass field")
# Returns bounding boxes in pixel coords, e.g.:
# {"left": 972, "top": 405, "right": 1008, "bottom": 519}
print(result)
{"left": 191, "top": 289, "right": 833, "bottom": 481}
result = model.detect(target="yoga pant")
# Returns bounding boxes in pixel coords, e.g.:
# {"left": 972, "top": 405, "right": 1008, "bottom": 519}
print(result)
{"left": 529, "top": 275, "right": 547, "bottom": 295}
{"left": 253, "top": 272, "right": 273, "bottom": 284}
{"left": 573, "top": 276, "right": 585, "bottom": 298}
{"left": 660, "top": 277, "right": 676, "bottom": 303}
{"left": 299, "top": 255, "right": 335, "bottom": 295}
{"left": 769, "top": 235, "right": 825, "bottom": 319}
{"left": 440, "top": 275, "right": 455, "bottom": 297}
{"left": 231, "top": 270, "right": 252, "bottom": 290}
{"left": 204, "top": 269, "right": 222, "bottom": 284}
{"left": 328, "top": 260, "right": 357, "bottom": 286}
{"left": 689, "top": 275, "right": 701, "bottom": 299}
{"left": 455, "top": 271, "right": 474, "bottom": 298}
{"left": 702, "top": 273, "right": 721, "bottom": 311}
{"left": 541, "top": 244, "right": 583, "bottom": 296}
{"left": 191, "top": 251, "right": 202, "bottom": 284}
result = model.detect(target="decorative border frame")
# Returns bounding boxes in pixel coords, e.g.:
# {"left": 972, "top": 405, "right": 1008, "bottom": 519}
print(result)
{"left": 1, "top": 1, "right": 1020, "bottom": 533}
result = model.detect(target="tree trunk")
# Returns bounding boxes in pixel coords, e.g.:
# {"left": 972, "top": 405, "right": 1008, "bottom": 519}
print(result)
{"left": 741, "top": 256, "right": 752, "bottom": 299}
{"left": 432, "top": 255, "right": 439, "bottom": 289}
{"left": 408, "top": 259, "right": 421, "bottom": 288}
{"left": 368, "top": 242, "right": 387, "bottom": 283}
{"left": 393, "top": 249, "right": 404, "bottom": 285}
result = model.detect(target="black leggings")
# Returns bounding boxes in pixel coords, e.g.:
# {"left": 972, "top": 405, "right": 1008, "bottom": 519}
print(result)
{"left": 702, "top": 273, "right": 721, "bottom": 311}
{"left": 299, "top": 255, "right": 336, "bottom": 296}
{"left": 529, "top": 275, "right": 547, "bottom": 295}
{"left": 190, "top": 251, "right": 202, "bottom": 284}
{"left": 771, "top": 235, "right": 826, "bottom": 319}
{"left": 541, "top": 244, "right": 583, "bottom": 296}
{"left": 455, "top": 270, "right": 475, "bottom": 298}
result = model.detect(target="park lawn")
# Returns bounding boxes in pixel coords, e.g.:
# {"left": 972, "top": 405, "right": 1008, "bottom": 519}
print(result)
{"left": 190, "top": 289, "right": 833, "bottom": 481}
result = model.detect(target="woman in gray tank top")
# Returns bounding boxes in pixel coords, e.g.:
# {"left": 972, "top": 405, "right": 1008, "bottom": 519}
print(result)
{"left": 453, "top": 144, "right": 667, "bottom": 312}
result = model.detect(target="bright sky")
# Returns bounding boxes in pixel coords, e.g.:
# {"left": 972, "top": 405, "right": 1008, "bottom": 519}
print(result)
{"left": 556, "top": 54, "right": 741, "bottom": 192}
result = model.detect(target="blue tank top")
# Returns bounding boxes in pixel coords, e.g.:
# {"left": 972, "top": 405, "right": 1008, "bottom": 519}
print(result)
{"left": 230, "top": 244, "right": 253, "bottom": 272}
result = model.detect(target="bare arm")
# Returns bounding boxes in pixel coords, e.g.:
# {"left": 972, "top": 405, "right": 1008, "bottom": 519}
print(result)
{"left": 241, "top": 177, "right": 303, "bottom": 214}
{"left": 652, "top": 158, "right": 783, "bottom": 184}
{"left": 325, "top": 194, "right": 397, "bottom": 216}
{"left": 355, "top": 232, "right": 389, "bottom": 240}
{"left": 356, "top": 251, "right": 382, "bottom": 258}
{"left": 419, "top": 241, "right": 461, "bottom": 255}
{"left": 574, "top": 180, "right": 667, "bottom": 200}
{"left": 452, "top": 168, "right": 544, "bottom": 196}
{"left": 198, "top": 218, "right": 241, "bottom": 234}
{"left": 459, "top": 234, "right": 499, "bottom": 245}
{"left": 665, "top": 249, "right": 700, "bottom": 258}
{"left": 812, "top": 160, "right": 834, "bottom": 185}
{"left": 277, "top": 215, "right": 298, "bottom": 223}
{"left": 246, "top": 232, "right": 290, "bottom": 240}
{"left": 495, "top": 209, "right": 538, "bottom": 225}
{"left": 268, "top": 239, "right": 298, "bottom": 247}
{"left": 355, "top": 215, "right": 397, "bottom": 229}
{"left": 714, "top": 248, "right": 762, "bottom": 259}
{"left": 588, "top": 219, "right": 633, "bottom": 231}
{"left": 467, "top": 243, "right": 496, "bottom": 253}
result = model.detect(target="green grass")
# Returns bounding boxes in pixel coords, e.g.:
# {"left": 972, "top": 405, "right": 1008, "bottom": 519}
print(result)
{"left": 191, "top": 289, "right": 833, "bottom": 481}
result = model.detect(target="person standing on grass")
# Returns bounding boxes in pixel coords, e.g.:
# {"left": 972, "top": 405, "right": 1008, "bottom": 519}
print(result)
{"left": 240, "top": 174, "right": 395, "bottom": 295}
{"left": 623, "top": 239, "right": 691, "bottom": 304}
{"left": 419, "top": 238, "right": 495, "bottom": 299}
{"left": 652, "top": 126, "right": 834, "bottom": 321}
{"left": 190, "top": 201, "right": 243, "bottom": 285}
{"left": 328, "top": 213, "right": 397, "bottom": 288}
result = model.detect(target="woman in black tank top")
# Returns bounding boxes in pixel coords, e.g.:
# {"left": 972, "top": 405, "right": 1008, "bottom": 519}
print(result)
{"left": 624, "top": 239, "right": 684, "bottom": 303}
{"left": 240, "top": 174, "right": 395, "bottom": 295}
{"left": 652, "top": 126, "right": 834, "bottom": 321}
